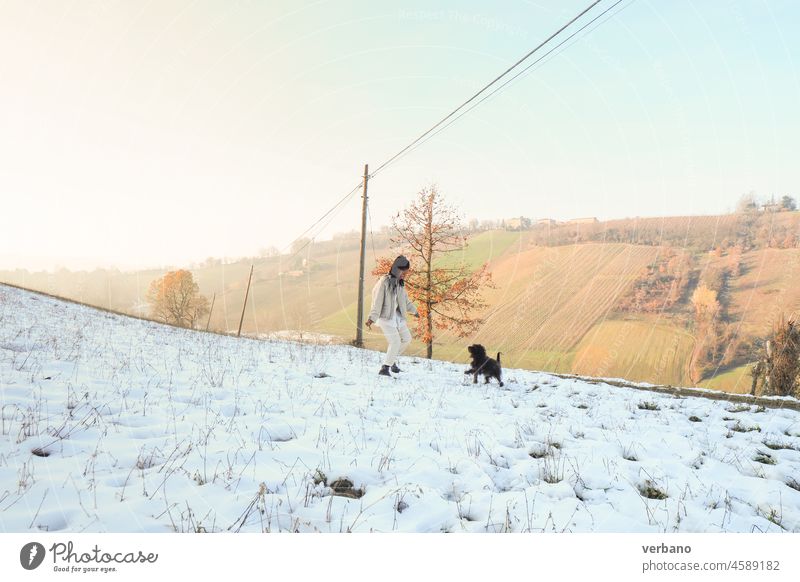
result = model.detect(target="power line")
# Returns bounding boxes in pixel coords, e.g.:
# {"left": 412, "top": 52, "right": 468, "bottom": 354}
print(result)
{"left": 280, "top": 184, "right": 362, "bottom": 265}
{"left": 372, "top": 0, "right": 633, "bottom": 174}
{"left": 267, "top": 0, "right": 615, "bottom": 271}
{"left": 369, "top": 0, "right": 604, "bottom": 179}
{"left": 281, "top": 181, "right": 363, "bottom": 253}
{"left": 241, "top": 180, "right": 362, "bottom": 284}
{"left": 510, "top": 0, "right": 634, "bottom": 83}
{"left": 241, "top": 0, "right": 628, "bottom": 300}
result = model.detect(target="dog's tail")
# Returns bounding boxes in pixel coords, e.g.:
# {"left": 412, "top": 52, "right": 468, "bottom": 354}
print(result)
{"left": 496, "top": 352, "right": 501, "bottom": 364}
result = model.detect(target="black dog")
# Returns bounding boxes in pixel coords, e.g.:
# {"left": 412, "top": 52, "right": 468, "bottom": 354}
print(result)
{"left": 465, "top": 344, "right": 504, "bottom": 387}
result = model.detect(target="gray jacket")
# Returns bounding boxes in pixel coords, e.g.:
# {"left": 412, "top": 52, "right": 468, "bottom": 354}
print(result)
{"left": 368, "top": 274, "right": 418, "bottom": 321}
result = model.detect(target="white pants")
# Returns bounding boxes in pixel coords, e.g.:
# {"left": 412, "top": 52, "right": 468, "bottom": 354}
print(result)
{"left": 378, "top": 311, "right": 412, "bottom": 366}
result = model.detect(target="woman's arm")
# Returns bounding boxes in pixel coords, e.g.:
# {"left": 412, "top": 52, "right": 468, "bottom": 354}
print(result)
{"left": 405, "top": 290, "right": 419, "bottom": 316}
{"left": 367, "top": 277, "right": 385, "bottom": 323}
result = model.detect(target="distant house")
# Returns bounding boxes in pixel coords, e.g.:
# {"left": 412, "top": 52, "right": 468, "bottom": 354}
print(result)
{"left": 536, "top": 218, "right": 557, "bottom": 226}
{"left": 566, "top": 217, "right": 599, "bottom": 225}
{"left": 761, "top": 203, "right": 782, "bottom": 213}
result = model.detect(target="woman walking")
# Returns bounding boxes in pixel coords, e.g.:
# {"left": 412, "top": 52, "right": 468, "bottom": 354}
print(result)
{"left": 365, "top": 255, "right": 419, "bottom": 377}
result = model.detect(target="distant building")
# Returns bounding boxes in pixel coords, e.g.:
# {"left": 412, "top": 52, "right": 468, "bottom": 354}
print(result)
{"left": 566, "top": 217, "right": 599, "bottom": 225}
{"left": 536, "top": 218, "right": 557, "bottom": 226}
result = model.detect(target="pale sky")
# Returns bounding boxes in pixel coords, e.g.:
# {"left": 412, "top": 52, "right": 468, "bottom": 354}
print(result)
{"left": 1, "top": 0, "right": 798, "bottom": 272}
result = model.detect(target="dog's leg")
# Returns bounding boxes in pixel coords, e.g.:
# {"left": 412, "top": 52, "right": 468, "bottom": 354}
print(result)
{"left": 473, "top": 373, "right": 478, "bottom": 384}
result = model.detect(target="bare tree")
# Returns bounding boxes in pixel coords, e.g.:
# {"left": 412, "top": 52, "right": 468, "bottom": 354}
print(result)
{"left": 379, "top": 185, "right": 493, "bottom": 359}
{"left": 750, "top": 314, "right": 800, "bottom": 397}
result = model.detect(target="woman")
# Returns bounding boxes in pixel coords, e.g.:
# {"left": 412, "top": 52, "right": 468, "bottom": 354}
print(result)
{"left": 365, "top": 255, "right": 420, "bottom": 376}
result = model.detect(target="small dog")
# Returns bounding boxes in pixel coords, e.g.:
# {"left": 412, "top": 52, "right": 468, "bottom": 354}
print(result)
{"left": 465, "top": 344, "right": 504, "bottom": 387}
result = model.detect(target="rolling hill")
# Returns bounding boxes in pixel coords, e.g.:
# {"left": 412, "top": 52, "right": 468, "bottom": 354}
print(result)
{"left": 3, "top": 211, "right": 800, "bottom": 394}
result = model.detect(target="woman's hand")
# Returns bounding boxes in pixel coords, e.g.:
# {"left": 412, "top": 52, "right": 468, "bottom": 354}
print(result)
{"left": 366, "top": 318, "right": 374, "bottom": 329}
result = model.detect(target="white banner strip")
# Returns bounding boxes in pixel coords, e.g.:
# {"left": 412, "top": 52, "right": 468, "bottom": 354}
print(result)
{"left": 0, "top": 533, "right": 796, "bottom": 581}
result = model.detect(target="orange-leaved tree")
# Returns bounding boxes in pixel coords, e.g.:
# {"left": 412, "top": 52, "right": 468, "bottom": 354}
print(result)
{"left": 687, "top": 284, "right": 721, "bottom": 383}
{"left": 372, "top": 185, "right": 494, "bottom": 359}
{"left": 147, "top": 269, "right": 210, "bottom": 329}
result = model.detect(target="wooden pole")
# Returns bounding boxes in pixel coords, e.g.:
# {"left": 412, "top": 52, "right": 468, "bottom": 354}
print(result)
{"left": 205, "top": 292, "right": 216, "bottom": 331}
{"left": 237, "top": 265, "right": 254, "bottom": 337}
{"left": 355, "top": 164, "right": 369, "bottom": 347}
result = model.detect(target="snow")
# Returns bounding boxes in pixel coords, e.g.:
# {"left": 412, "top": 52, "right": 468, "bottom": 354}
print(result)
{"left": 255, "top": 331, "right": 343, "bottom": 345}
{"left": 1, "top": 283, "right": 799, "bottom": 533}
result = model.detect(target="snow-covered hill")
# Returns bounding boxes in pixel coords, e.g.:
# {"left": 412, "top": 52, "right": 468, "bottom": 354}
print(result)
{"left": 1, "top": 283, "right": 798, "bottom": 533}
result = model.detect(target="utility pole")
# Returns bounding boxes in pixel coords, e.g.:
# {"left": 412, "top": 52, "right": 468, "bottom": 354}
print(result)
{"left": 237, "top": 265, "right": 253, "bottom": 338}
{"left": 355, "top": 164, "right": 369, "bottom": 347}
{"left": 205, "top": 292, "right": 216, "bottom": 332}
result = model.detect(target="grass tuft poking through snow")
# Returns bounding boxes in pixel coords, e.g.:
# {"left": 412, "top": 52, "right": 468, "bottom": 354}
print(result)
{"left": 1, "top": 283, "right": 800, "bottom": 532}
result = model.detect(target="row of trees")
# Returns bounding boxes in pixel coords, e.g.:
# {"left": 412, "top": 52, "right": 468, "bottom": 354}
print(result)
{"left": 617, "top": 249, "right": 692, "bottom": 313}
{"left": 524, "top": 195, "right": 799, "bottom": 250}
{"left": 687, "top": 253, "right": 749, "bottom": 383}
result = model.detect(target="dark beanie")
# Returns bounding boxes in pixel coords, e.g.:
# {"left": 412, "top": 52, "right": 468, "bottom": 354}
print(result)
{"left": 388, "top": 255, "right": 410, "bottom": 287}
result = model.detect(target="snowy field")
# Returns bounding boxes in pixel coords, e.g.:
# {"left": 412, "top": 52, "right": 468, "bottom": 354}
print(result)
{"left": 1, "top": 283, "right": 799, "bottom": 533}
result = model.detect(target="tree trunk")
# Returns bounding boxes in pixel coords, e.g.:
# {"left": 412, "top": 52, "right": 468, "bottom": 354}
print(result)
{"left": 750, "top": 361, "right": 761, "bottom": 396}
{"left": 765, "top": 340, "right": 773, "bottom": 396}
{"left": 426, "top": 299, "right": 433, "bottom": 359}
{"left": 425, "top": 194, "right": 434, "bottom": 359}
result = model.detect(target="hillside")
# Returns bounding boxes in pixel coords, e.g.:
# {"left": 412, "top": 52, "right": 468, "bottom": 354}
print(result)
{"left": 1, "top": 282, "right": 799, "bottom": 533}
{"left": 3, "top": 211, "right": 800, "bottom": 393}
{"left": 434, "top": 241, "right": 662, "bottom": 368}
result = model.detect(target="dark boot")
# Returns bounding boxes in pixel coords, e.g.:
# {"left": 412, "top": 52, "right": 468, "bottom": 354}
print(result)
{"left": 391, "top": 363, "right": 402, "bottom": 373}
{"left": 378, "top": 365, "right": 392, "bottom": 377}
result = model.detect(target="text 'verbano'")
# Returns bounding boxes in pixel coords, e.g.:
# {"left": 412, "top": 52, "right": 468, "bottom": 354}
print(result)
{"left": 49, "top": 542, "right": 158, "bottom": 564}
{"left": 642, "top": 543, "right": 692, "bottom": 554}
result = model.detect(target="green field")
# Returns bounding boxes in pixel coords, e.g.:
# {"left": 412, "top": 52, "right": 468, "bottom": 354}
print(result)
{"left": 6, "top": 222, "right": 800, "bottom": 395}
{"left": 701, "top": 363, "right": 755, "bottom": 394}
{"left": 571, "top": 317, "right": 695, "bottom": 386}
{"left": 435, "top": 229, "right": 524, "bottom": 270}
